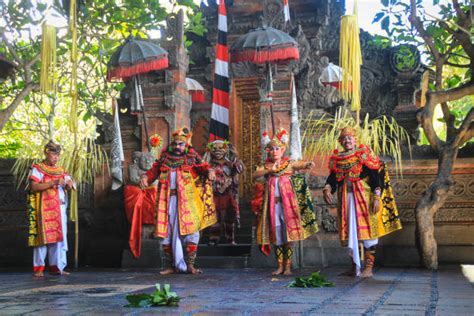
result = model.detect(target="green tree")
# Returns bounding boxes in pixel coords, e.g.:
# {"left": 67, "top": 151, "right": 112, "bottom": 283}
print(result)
{"left": 375, "top": 0, "right": 473, "bottom": 269}
{"left": 0, "top": 0, "right": 204, "bottom": 153}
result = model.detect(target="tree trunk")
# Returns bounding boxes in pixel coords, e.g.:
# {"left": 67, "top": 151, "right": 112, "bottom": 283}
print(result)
{"left": 414, "top": 146, "right": 458, "bottom": 269}
{"left": 0, "top": 83, "right": 37, "bottom": 131}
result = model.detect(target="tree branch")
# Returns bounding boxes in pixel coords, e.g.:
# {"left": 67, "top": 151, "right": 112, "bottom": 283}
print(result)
{"left": 430, "top": 82, "right": 474, "bottom": 105}
{"left": 0, "top": 28, "right": 21, "bottom": 65}
{"left": 453, "top": 0, "right": 469, "bottom": 28}
{"left": 0, "top": 83, "right": 39, "bottom": 131}
{"left": 453, "top": 108, "right": 474, "bottom": 147}
{"left": 438, "top": 20, "right": 474, "bottom": 59}
{"left": 409, "top": 0, "right": 440, "bottom": 62}
{"left": 445, "top": 61, "right": 471, "bottom": 68}
{"left": 418, "top": 95, "right": 442, "bottom": 151}
{"left": 441, "top": 102, "right": 456, "bottom": 139}
{"left": 459, "top": 124, "right": 474, "bottom": 145}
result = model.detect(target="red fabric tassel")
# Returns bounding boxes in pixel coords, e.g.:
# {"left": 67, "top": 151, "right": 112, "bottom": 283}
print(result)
{"left": 186, "top": 243, "right": 198, "bottom": 253}
{"left": 190, "top": 90, "right": 205, "bottom": 103}
{"left": 251, "top": 182, "right": 265, "bottom": 216}
{"left": 124, "top": 185, "right": 158, "bottom": 258}
{"left": 107, "top": 58, "right": 169, "bottom": 81}
{"left": 208, "top": 134, "right": 225, "bottom": 142}
{"left": 261, "top": 245, "right": 271, "bottom": 256}
{"left": 231, "top": 47, "right": 299, "bottom": 64}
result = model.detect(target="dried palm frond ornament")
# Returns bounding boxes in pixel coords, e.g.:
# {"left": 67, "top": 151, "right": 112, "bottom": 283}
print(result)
{"left": 303, "top": 1, "right": 410, "bottom": 172}
{"left": 69, "top": 0, "right": 79, "bottom": 134}
{"left": 40, "top": 24, "right": 57, "bottom": 93}
{"left": 339, "top": 0, "right": 362, "bottom": 121}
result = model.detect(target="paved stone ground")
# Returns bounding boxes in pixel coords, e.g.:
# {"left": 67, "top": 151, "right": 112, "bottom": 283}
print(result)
{"left": 0, "top": 266, "right": 473, "bottom": 315}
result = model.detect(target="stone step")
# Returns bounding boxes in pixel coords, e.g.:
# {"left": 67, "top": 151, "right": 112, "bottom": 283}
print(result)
{"left": 197, "top": 244, "right": 251, "bottom": 257}
{"left": 195, "top": 256, "right": 250, "bottom": 269}
{"left": 199, "top": 235, "right": 252, "bottom": 244}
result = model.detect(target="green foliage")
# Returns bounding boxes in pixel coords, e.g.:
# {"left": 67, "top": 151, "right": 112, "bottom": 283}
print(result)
{"left": 368, "top": 35, "right": 392, "bottom": 49}
{"left": 0, "top": 0, "right": 205, "bottom": 158}
{"left": 392, "top": 45, "right": 417, "bottom": 72}
{"left": 0, "top": 142, "right": 22, "bottom": 159}
{"left": 287, "top": 272, "right": 335, "bottom": 288}
{"left": 374, "top": 0, "right": 472, "bottom": 147}
{"left": 302, "top": 108, "right": 411, "bottom": 175}
{"left": 124, "top": 284, "right": 181, "bottom": 308}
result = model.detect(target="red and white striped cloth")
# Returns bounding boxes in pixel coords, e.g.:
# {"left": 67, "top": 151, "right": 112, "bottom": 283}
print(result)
{"left": 209, "top": 0, "right": 229, "bottom": 141}
{"left": 283, "top": 0, "right": 290, "bottom": 22}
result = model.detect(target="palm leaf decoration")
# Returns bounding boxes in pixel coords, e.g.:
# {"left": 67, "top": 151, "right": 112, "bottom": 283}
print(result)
{"left": 12, "top": 137, "right": 108, "bottom": 192}
{"left": 287, "top": 271, "right": 334, "bottom": 288}
{"left": 301, "top": 108, "right": 411, "bottom": 175}
{"left": 124, "top": 283, "right": 181, "bottom": 307}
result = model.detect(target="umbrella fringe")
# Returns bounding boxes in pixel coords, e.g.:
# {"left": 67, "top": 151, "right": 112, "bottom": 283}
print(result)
{"left": 107, "top": 58, "right": 169, "bottom": 81}
{"left": 190, "top": 90, "right": 205, "bottom": 103}
{"left": 231, "top": 47, "right": 299, "bottom": 64}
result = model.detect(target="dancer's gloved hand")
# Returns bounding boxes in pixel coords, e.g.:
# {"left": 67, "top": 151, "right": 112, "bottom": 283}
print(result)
{"left": 139, "top": 175, "right": 149, "bottom": 189}
{"left": 323, "top": 184, "right": 333, "bottom": 204}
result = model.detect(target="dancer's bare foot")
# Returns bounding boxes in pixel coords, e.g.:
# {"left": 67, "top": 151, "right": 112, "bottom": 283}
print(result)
{"left": 271, "top": 265, "right": 284, "bottom": 276}
{"left": 187, "top": 264, "right": 202, "bottom": 274}
{"left": 33, "top": 271, "right": 44, "bottom": 278}
{"left": 360, "top": 267, "right": 373, "bottom": 278}
{"left": 49, "top": 270, "right": 70, "bottom": 276}
{"left": 159, "top": 267, "right": 176, "bottom": 275}
{"left": 283, "top": 268, "right": 292, "bottom": 276}
{"left": 283, "top": 262, "right": 292, "bottom": 275}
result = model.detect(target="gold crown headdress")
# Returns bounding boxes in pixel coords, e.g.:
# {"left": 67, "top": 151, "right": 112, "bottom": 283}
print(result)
{"left": 261, "top": 128, "right": 289, "bottom": 149}
{"left": 338, "top": 127, "right": 357, "bottom": 139}
{"left": 171, "top": 127, "right": 192, "bottom": 144}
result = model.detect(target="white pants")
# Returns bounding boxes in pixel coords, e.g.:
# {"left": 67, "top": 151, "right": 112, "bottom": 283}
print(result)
{"left": 33, "top": 206, "right": 68, "bottom": 272}
{"left": 275, "top": 202, "right": 288, "bottom": 246}
{"left": 347, "top": 193, "right": 378, "bottom": 276}
{"left": 161, "top": 196, "right": 200, "bottom": 272}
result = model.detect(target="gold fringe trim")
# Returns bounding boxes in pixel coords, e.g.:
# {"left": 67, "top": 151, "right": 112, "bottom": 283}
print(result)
{"left": 339, "top": 10, "right": 362, "bottom": 112}
{"left": 40, "top": 24, "right": 57, "bottom": 93}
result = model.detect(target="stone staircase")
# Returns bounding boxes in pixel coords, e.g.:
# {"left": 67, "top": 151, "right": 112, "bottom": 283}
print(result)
{"left": 196, "top": 201, "right": 254, "bottom": 269}
{"left": 121, "top": 201, "right": 256, "bottom": 269}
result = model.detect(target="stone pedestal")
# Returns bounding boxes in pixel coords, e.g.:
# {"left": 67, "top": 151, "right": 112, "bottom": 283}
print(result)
{"left": 121, "top": 239, "right": 162, "bottom": 269}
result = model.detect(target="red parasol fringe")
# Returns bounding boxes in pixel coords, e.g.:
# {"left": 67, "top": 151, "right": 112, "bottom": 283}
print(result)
{"left": 190, "top": 90, "right": 205, "bottom": 103}
{"left": 231, "top": 47, "right": 299, "bottom": 64}
{"left": 322, "top": 81, "right": 353, "bottom": 91}
{"left": 107, "top": 58, "right": 168, "bottom": 81}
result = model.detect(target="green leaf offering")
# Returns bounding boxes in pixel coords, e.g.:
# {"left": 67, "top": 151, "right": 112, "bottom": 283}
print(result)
{"left": 287, "top": 272, "right": 335, "bottom": 288}
{"left": 124, "top": 283, "right": 181, "bottom": 307}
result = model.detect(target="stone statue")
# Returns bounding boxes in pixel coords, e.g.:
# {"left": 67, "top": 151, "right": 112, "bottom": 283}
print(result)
{"left": 129, "top": 152, "right": 156, "bottom": 184}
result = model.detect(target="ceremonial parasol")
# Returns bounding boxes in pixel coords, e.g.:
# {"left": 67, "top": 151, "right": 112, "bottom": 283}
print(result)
{"left": 186, "top": 77, "right": 205, "bottom": 103}
{"left": 230, "top": 25, "right": 299, "bottom": 132}
{"left": 107, "top": 36, "right": 168, "bottom": 81}
{"left": 107, "top": 36, "right": 169, "bottom": 151}
{"left": 320, "top": 62, "right": 352, "bottom": 91}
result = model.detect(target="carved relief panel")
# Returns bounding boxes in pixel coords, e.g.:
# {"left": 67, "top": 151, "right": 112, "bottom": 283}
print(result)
{"left": 238, "top": 100, "right": 262, "bottom": 199}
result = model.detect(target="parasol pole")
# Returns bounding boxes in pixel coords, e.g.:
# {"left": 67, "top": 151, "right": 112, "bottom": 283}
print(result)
{"left": 136, "top": 75, "right": 151, "bottom": 151}
{"left": 267, "top": 62, "right": 276, "bottom": 133}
